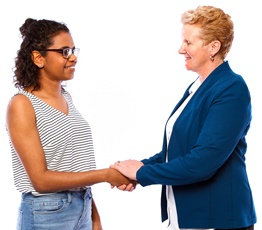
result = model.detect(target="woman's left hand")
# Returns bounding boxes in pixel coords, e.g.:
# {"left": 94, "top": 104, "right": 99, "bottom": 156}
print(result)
{"left": 110, "top": 159, "right": 144, "bottom": 180}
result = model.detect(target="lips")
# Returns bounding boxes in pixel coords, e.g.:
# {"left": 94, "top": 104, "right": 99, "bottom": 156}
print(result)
{"left": 65, "top": 66, "right": 75, "bottom": 69}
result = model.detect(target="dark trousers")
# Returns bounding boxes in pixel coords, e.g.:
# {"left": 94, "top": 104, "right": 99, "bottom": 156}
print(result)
{"left": 215, "top": 225, "right": 254, "bottom": 230}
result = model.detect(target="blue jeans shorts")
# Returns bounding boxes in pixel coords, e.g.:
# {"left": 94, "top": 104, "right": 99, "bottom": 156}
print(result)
{"left": 17, "top": 188, "right": 92, "bottom": 230}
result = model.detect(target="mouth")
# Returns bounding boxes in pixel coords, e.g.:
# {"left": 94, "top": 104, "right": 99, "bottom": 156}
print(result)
{"left": 65, "top": 65, "right": 75, "bottom": 69}
{"left": 184, "top": 55, "right": 191, "bottom": 60}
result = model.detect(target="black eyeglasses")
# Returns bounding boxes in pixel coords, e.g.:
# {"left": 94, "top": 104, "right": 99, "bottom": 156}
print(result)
{"left": 38, "top": 47, "right": 80, "bottom": 59}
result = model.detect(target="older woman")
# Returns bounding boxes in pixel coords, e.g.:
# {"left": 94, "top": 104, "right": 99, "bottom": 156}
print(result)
{"left": 111, "top": 5, "right": 256, "bottom": 230}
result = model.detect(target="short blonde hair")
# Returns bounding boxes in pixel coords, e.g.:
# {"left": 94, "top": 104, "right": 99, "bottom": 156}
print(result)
{"left": 181, "top": 5, "right": 234, "bottom": 60}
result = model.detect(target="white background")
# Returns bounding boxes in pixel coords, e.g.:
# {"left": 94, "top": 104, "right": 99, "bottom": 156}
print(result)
{"left": 0, "top": 1, "right": 260, "bottom": 229}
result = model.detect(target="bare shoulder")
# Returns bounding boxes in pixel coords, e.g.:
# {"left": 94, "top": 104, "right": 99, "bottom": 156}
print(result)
{"left": 6, "top": 94, "right": 35, "bottom": 128}
{"left": 7, "top": 94, "right": 33, "bottom": 113}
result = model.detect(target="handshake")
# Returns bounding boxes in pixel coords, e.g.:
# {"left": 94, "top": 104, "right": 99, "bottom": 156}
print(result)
{"left": 108, "top": 159, "right": 144, "bottom": 191}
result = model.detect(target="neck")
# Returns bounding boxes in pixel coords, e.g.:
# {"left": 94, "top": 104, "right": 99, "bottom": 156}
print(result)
{"left": 199, "top": 59, "right": 224, "bottom": 83}
{"left": 26, "top": 80, "right": 63, "bottom": 99}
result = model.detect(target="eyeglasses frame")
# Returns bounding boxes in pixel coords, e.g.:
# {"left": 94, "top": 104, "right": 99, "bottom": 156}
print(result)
{"left": 37, "top": 47, "right": 80, "bottom": 59}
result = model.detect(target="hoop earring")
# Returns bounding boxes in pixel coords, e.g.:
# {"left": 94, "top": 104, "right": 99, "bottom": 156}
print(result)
{"left": 210, "top": 55, "right": 214, "bottom": 62}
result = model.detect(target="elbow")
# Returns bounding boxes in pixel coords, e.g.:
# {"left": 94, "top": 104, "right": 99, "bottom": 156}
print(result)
{"left": 32, "top": 181, "right": 48, "bottom": 193}
{"left": 31, "top": 178, "right": 53, "bottom": 193}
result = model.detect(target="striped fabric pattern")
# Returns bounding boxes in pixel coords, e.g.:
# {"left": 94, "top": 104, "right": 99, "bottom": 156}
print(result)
{"left": 8, "top": 89, "right": 96, "bottom": 194}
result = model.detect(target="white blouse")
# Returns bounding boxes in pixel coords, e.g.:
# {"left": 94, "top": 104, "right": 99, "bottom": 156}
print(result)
{"left": 164, "top": 78, "right": 214, "bottom": 230}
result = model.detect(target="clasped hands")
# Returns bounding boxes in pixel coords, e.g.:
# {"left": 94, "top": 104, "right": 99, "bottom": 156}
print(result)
{"left": 110, "top": 159, "right": 144, "bottom": 192}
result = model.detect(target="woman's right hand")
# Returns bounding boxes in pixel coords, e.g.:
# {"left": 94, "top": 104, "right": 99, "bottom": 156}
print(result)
{"left": 107, "top": 168, "right": 137, "bottom": 191}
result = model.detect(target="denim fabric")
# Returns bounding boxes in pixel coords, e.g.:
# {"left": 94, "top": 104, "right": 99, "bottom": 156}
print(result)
{"left": 17, "top": 188, "right": 92, "bottom": 230}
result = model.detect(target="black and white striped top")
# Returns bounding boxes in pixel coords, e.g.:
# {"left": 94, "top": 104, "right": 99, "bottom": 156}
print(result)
{"left": 8, "top": 89, "right": 96, "bottom": 194}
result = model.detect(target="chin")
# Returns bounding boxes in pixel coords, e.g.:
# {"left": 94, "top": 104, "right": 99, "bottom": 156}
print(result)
{"left": 185, "top": 64, "right": 191, "bottom": 71}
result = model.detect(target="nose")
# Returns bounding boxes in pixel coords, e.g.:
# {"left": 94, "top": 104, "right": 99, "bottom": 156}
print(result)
{"left": 178, "top": 43, "right": 186, "bottom": 54}
{"left": 68, "top": 53, "right": 78, "bottom": 62}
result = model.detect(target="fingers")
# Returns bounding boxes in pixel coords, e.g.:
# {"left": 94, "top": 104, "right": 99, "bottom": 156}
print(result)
{"left": 110, "top": 160, "right": 120, "bottom": 169}
{"left": 110, "top": 160, "right": 138, "bottom": 180}
{"left": 110, "top": 161, "right": 123, "bottom": 173}
{"left": 109, "top": 160, "right": 138, "bottom": 192}
{"left": 114, "top": 160, "right": 121, "bottom": 165}
{"left": 117, "top": 184, "right": 127, "bottom": 190}
{"left": 116, "top": 183, "right": 136, "bottom": 192}
{"left": 125, "top": 183, "right": 135, "bottom": 191}
{"left": 111, "top": 185, "right": 135, "bottom": 191}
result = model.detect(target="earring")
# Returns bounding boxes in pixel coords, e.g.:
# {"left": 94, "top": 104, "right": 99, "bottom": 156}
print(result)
{"left": 210, "top": 55, "right": 214, "bottom": 62}
{"left": 38, "top": 64, "right": 43, "bottom": 68}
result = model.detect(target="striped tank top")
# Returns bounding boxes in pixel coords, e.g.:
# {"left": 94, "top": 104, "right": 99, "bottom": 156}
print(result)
{"left": 8, "top": 89, "right": 96, "bottom": 194}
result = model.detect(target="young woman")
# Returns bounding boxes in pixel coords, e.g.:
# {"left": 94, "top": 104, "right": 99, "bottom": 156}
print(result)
{"left": 6, "top": 18, "right": 134, "bottom": 230}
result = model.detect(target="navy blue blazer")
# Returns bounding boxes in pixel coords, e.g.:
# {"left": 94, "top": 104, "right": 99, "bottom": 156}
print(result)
{"left": 136, "top": 61, "right": 257, "bottom": 229}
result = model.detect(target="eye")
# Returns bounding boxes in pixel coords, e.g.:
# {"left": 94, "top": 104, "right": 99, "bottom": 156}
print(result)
{"left": 63, "top": 48, "right": 71, "bottom": 57}
{"left": 186, "top": 40, "right": 190, "bottom": 45}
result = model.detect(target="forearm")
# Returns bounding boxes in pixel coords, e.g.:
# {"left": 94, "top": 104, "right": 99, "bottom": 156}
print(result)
{"left": 31, "top": 168, "right": 130, "bottom": 193}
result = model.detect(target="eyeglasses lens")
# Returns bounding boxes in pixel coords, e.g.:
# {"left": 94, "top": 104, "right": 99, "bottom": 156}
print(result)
{"left": 63, "top": 48, "right": 80, "bottom": 59}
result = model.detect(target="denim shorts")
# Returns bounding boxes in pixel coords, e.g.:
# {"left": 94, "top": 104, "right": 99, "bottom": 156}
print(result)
{"left": 17, "top": 188, "right": 92, "bottom": 230}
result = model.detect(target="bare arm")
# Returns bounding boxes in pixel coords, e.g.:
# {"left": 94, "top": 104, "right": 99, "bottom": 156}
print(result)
{"left": 6, "top": 95, "right": 133, "bottom": 193}
{"left": 92, "top": 198, "right": 103, "bottom": 230}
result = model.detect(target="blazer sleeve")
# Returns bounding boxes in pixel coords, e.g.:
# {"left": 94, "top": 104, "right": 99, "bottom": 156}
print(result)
{"left": 141, "top": 151, "right": 165, "bottom": 165}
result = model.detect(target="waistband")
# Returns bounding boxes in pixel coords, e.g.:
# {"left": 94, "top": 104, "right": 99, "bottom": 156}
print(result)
{"left": 22, "top": 187, "right": 92, "bottom": 199}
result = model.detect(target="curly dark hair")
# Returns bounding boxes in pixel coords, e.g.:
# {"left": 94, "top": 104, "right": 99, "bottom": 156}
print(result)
{"left": 13, "top": 18, "right": 70, "bottom": 90}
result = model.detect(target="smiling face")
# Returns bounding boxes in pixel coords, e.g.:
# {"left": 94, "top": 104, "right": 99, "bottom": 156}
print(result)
{"left": 178, "top": 24, "right": 212, "bottom": 77}
{"left": 37, "top": 31, "right": 78, "bottom": 83}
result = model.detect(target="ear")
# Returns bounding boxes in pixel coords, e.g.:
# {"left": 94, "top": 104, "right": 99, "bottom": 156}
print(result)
{"left": 209, "top": 40, "right": 221, "bottom": 56}
{"left": 31, "top": 50, "right": 44, "bottom": 68}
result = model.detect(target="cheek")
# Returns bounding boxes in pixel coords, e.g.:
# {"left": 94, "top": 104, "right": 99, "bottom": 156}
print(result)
{"left": 49, "top": 55, "right": 66, "bottom": 64}
{"left": 188, "top": 46, "right": 199, "bottom": 56}
{"left": 56, "top": 58, "right": 66, "bottom": 66}
{"left": 186, "top": 45, "right": 198, "bottom": 57}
